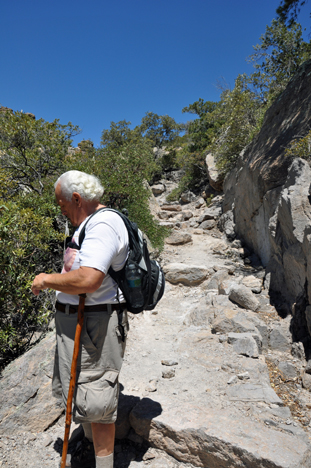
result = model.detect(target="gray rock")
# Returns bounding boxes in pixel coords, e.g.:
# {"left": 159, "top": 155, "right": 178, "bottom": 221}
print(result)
{"left": 291, "top": 341, "right": 306, "bottom": 360}
{"left": 302, "top": 372, "right": 311, "bottom": 391}
{"left": 151, "top": 184, "right": 165, "bottom": 195}
{"left": 145, "top": 380, "right": 158, "bottom": 392}
{"left": 237, "top": 372, "right": 250, "bottom": 380}
{"left": 161, "top": 204, "right": 182, "bottom": 212}
{"left": 187, "top": 305, "right": 212, "bottom": 327}
{"left": 268, "top": 405, "right": 291, "bottom": 419}
{"left": 181, "top": 210, "right": 193, "bottom": 221}
{"left": 165, "top": 232, "right": 192, "bottom": 245}
{"left": 198, "top": 206, "right": 222, "bottom": 223}
{"left": 229, "top": 283, "right": 260, "bottom": 311}
{"left": 277, "top": 361, "right": 298, "bottom": 379}
{"left": 241, "top": 275, "right": 263, "bottom": 291}
{"left": 227, "top": 332, "right": 260, "bottom": 358}
{"left": 163, "top": 263, "right": 209, "bottom": 286}
{"left": 305, "top": 359, "right": 311, "bottom": 374}
{"left": 0, "top": 333, "right": 63, "bottom": 435}
{"left": 227, "top": 383, "right": 283, "bottom": 405}
{"left": 158, "top": 211, "right": 169, "bottom": 220}
{"left": 269, "top": 324, "right": 292, "bottom": 351}
{"left": 200, "top": 219, "right": 216, "bottom": 230}
{"left": 211, "top": 309, "right": 259, "bottom": 335}
{"left": 206, "top": 270, "right": 230, "bottom": 290}
{"left": 212, "top": 294, "right": 235, "bottom": 307}
{"left": 227, "top": 375, "right": 238, "bottom": 385}
{"left": 205, "top": 153, "right": 224, "bottom": 191}
{"left": 179, "top": 191, "right": 196, "bottom": 204}
{"left": 218, "top": 210, "right": 236, "bottom": 240}
{"left": 161, "top": 360, "right": 178, "bottom": 366}
{"left": 159, "top": 221, "right": 175, "bottom": 228}
{"left": 162, "top": 369, "right": 175, "bottom": 379}
{"left": 129, "top": 396, "right": 311, "bottom": 468}
{"left": 194, "top": 197, "right": 205, "bottom": 208}
{"left": 222, "top": 60, "right": 311, "bottom": 345}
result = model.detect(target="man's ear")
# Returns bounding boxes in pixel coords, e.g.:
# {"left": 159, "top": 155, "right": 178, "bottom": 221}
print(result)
{"left": 72, "top": 192, "right": 82, "bottom": 206}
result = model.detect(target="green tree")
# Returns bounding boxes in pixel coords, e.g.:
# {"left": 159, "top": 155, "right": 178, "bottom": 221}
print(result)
{"left": 0, "top": 109, "right": 80, "bottom": 197}
{"left": 182, "top": 99, "right": 220, "bottom": 152}
{"left": 70, "top": 139, "right": 168, "bottom": 249}
{"left": 100, "top": 120, "right": 140, "bottom": 148}
{"left": 277, "top": 0, "right": 307, "bottom": 25}
{"left": 139, "top": 112, "right": 183, "bottom": 148}
{"left": 210, "top": 74, "right": 265, "bottom": 174}
{"left": 247, "top": 19, "right": 311, "bottom": 103}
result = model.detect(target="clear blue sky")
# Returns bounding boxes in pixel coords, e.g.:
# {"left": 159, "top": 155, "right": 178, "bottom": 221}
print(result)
{"left": 1, "top": 0, "right": 309, "bottom": 147}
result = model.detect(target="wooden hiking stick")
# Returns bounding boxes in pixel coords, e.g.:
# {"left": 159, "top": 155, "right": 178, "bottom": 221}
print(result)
{"left": 60, "top": 293, "right": 86, "bottom": 468}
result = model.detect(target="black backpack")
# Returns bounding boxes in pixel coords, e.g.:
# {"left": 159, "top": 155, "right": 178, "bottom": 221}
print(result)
{"left": 76, "top": 207, "right": 165, "bottom": 314}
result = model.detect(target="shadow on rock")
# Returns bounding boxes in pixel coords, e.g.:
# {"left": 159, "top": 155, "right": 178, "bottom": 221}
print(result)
{"left": 53, "top": 387, "right": 163, "bottom": 468}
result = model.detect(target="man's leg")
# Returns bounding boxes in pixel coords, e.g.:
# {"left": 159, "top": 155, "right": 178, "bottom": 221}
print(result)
{"left": 92, "top": 423, "right": 115, "bottom": 468}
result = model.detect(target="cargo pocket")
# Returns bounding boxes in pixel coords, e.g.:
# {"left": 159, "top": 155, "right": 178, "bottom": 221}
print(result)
{"left": 80, "top": 316, "right": 104, "bottom": 369}
{"left": 74, "top": 369, "right": 119, "bottom": 423}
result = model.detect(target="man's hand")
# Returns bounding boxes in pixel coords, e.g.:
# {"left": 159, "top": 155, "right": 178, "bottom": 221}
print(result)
{"left": 31, "top": 273, "right": 48, "bottom": 296}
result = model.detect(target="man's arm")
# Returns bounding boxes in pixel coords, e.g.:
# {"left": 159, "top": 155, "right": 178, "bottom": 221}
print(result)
{"left": 31, "top": 266, "right": 105, "bottom": 296}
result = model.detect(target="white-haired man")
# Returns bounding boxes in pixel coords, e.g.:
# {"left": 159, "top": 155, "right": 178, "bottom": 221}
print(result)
{"left": 32, "top": 170, "right": 129, "bottom": 468}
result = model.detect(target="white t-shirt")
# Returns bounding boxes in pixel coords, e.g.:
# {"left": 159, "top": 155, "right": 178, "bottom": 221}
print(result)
{"left": 56, "top": 210, "right": 129, "bottom": 306}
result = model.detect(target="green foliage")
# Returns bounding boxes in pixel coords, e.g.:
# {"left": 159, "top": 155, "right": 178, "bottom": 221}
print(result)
{"left": 277, "top": 0, "right": 307, "bottom": 25}
{"left": 210, "top": 74, "right": 265, "bottom": 174}
{"left": 100, "top": 120, "right": 141, "bottom": 148}
{"left": 247, "top": 19, "right": 311, "bottom": 103}
{"left": 0, "top": 110, "right": 80, "bottom": 197}
{"left": 139, "top": 111, "right": 184, "bottom": 148}
{"left": 100, "top": 114, "right": 183, "bottom": 172}
{"left": 0, "top": 197, "right": 63, "bottom": 363}
{"left": 0, "top": 110, "right": 79, "bottom": 365}
{"left": 166, "top": 99, "right": 221, "bottom": 198}
{"left": 285, "top": 129, "right": 311, "bottom": 161}
{"left": 70, "top": 139, "right": 167, "bottom": 248}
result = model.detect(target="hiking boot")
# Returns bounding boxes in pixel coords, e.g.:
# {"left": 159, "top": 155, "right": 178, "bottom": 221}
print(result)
{"left": 71, "top": 437, "right": 95, "bottom": 468}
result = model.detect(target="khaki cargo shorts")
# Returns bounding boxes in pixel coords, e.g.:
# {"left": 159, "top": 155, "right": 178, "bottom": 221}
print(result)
{"left": 52, "top": 307, "right": 129, "bottom": 424}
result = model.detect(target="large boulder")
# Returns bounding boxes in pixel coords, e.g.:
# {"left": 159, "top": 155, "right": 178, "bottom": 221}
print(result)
{"left": 205, "top": 152, "right": 224, "bottom": 191}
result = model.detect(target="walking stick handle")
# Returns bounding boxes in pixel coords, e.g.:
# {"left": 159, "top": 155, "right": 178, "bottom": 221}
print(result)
{"left": 60, "top": 293, "right": 86, "bottom": 468}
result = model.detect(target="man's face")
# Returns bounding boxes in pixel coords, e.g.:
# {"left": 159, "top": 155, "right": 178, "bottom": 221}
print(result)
{"left": 55, "top": 183, "right": 81, "bottom": 227}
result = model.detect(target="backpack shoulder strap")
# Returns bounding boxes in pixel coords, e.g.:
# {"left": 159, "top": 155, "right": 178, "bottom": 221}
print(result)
{"left": 78, "top": 208, "right": 140, "bottom": 280}
{"left": 78, "top": 207, "right": 118, "bottom": 247}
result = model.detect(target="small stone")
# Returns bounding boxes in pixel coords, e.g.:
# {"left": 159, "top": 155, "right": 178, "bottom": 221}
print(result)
{"left": 227, "top": 375, "right": 238, "bottom": 385}
{"left": 218, "top": 335, "right": 227, "bottom": 343}
{"left": 145, "top": 380, "right": 158, "bottom": 392}
{"left": 237, "top": 372, "right": 250, "bottom": 380}
{"left": 162, "top": 369, "right": 175, "bottom": 379}
{"left": 161, "top": 359, "right": 178, "bottom": 366}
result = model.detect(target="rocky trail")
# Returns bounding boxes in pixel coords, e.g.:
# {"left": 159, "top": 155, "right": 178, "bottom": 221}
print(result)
{"left": 1, "top": 185, "right": 311, "bottom": 467}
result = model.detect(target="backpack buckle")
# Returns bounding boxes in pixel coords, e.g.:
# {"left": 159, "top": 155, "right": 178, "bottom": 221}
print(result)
{"left": 65, "top": 304, "right": 70, "bottom": 315}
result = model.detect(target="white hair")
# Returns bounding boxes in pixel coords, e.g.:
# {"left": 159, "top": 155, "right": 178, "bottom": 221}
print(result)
{"left": 54, "top": 170, "right": 104, "bottom": 202}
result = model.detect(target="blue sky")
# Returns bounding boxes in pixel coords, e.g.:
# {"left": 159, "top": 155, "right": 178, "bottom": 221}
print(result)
{"left": 1, "top": 0, "right": 309, "bottom": 147}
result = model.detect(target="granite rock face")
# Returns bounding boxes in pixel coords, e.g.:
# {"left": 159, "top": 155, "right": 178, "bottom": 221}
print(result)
{"left": 222, "top": 60, "right": 311, "bottom": 338}
{"left": 0, "top": 334, "right": 63, "bottom": 436}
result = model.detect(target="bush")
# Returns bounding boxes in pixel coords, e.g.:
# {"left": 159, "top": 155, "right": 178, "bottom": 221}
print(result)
{"left": 0, "top": 196, "right": 63, "bottom": 365}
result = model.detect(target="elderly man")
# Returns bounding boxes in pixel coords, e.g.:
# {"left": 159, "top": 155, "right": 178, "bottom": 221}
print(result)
{"left": 31, "top": 170, "right": 129, "bottom": 468}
